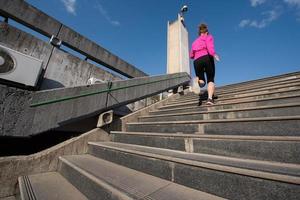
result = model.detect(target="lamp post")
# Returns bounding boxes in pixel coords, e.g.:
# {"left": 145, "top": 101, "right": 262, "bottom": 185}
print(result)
{"left": 180, "top": 5, "right": 188, "bottom": 25}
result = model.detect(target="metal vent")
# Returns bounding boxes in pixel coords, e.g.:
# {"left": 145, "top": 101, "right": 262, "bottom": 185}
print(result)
{"left": 0, "top": 49, "right": 15, "bottom": 74}
{"left": 0, "top": 44, "right": 43, "bottom": 87}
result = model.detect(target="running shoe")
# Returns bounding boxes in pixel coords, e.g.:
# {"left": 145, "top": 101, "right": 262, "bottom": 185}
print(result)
{"left": 206, "top": 98, "right": 214, "bottom": 105}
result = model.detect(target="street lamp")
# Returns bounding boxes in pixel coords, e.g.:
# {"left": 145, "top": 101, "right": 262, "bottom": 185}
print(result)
{"left": 180, "top": 5, "right": 188, "bottom": 24}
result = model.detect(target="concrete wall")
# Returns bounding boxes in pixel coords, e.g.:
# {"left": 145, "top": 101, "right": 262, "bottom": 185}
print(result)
{"left": 0, "top": 22, "right": 121, "bottom": 89}
{"left": 167, "top": 14, "right": 190, "bottom": 75}
{"left": 41, "top": 47, "right": 121, "bottom": 89}
{"left": 0, "top": 22, "right": 52, "bottom": 71}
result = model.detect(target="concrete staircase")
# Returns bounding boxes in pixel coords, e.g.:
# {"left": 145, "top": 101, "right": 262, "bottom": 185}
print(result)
{"left": 18, "top": 72, "right": 300, "bottom": 200}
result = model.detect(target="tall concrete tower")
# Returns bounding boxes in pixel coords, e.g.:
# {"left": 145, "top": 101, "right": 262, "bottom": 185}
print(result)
{"left": 167, "top": 13, "right": 190, "bottom": 75}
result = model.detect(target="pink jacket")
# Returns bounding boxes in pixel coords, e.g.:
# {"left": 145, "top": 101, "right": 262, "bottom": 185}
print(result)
{"left": 190, "top": 34, "right": 216, "bottom": 60}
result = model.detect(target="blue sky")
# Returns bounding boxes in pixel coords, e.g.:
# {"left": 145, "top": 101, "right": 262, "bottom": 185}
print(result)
{"left": 25, "top": 0, "right": 300, "bottom": 86}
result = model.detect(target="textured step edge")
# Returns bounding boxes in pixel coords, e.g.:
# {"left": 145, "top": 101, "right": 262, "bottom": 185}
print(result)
{"left": 89, "top": 142, "right": 300, "bottom": 185}
{"left": 58, "top": 157, "right": 133, "bottom": 200}
{"left": 18, "top": 176, "right": 36, "bottom": 200}
{"left": 18, "top": 172, "right": 89, "bottom": 200}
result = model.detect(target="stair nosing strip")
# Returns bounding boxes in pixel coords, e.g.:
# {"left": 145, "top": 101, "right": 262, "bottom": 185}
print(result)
{"left": 89, "top": 142, "right": 300, "bottom": 185}
{"left": 22, "top": 175, "right": 37, "bottom": 200}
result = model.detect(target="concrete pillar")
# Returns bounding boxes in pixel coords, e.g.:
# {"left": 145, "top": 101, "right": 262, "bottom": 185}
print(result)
{"left": 167, "top": 14, "right": 190, "bottom": 75}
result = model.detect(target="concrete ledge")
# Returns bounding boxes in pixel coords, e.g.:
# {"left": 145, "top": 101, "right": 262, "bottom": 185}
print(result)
{"left": 0, "top": 128, "right": 110, "bottom": 198}
{"left": 0, "top": 0, "right": 61, "bottom": 37}
{"left": 58, "top": 25, "right": 147, "bottom": 78}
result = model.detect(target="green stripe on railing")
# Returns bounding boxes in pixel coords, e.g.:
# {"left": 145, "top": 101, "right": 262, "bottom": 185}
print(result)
{"left": 30, "top": 74, "right": 189, "bottom": 107}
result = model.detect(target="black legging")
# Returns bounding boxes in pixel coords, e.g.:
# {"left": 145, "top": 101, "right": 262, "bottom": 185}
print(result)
{"left": 193, "top": 55, "right": 215, "bottom": 86}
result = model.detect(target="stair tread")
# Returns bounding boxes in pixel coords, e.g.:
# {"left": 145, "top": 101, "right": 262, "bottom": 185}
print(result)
{"left": 89, "top": 142, "right": 300, "bottom": 182}
{"left": 111, "top": 131, "right": 300, "bottom": 141}
{"left": 61, "top": 154, "right": 225, "bottom": 200}
{"left": 19, "top": 172, "right": 88, "bottom": 200}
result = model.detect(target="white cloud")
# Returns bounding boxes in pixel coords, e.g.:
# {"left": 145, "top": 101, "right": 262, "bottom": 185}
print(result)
{"left": 61, "top": 0, "right": 76, "bottom": 15}
{"left": 284, "top": 0, "right": 300, "bottom": 22}
{"left": 284, "top": 0, "right": 300, "bottom": 7}
{"left": 250, "top": 0, "right": 267, "bottom": 7}
{"left": 239, "top": 8, "right": 282, "bottom": 28}
{"left": 95, "top": 1, "right": 120, "bottom": 26}
{"left": 239, "top": 19, "right": 251, "bottom": 27}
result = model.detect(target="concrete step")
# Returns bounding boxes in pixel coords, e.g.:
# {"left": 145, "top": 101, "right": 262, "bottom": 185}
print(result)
{"left": 219, "top": 83, "right": 300, "bottom": 100}
{"left": 216, "top": 71, "right": 300, "bottom": 91}
{"left": 167, "top": 86, "right": 300, "bottom": 106}
{"left": 88, "top": 142, "right": 300, "bottom": 200}
{"left": 160, "top": 88, "right": 300, "bottom": 110}
{"left": 215, "top": 78, "right": 300, "bottom": 96}
{"left": 220, "top": 80, "right": 300, "bottom": 95}
{"left": 59, "top": 154, "right": 225, "bottom": 200}
{"left": 175, "top": 78, "right": 300, "bottom": 102}
{"left": 18, "top": 172, "right": 88, "bottom": 200}
{"left": 111, "top": 131, "right": 300, "bottom": 164}
{"left": 174, "top": 77, "right": 300, "bottom": 100}
{"left": 126, "top": 116, "right": 300, "bottom": 136}
{"left": 150, "top": 94, "right": 300, "bottom": 115}
{"left": 139, "top": 103, "right": 300, "bottom": 122}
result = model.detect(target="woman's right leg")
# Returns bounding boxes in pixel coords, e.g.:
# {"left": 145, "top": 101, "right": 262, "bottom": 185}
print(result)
{"left": 205, "top": 56, "right": 216, "bottom": 105}
{"left": 207, "top": 81, "right": 215, "bottom": 99}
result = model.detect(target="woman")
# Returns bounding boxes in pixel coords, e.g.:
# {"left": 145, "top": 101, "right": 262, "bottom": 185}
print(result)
{"left": 190, "top": 23, "right": 220, "bottom": 105}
